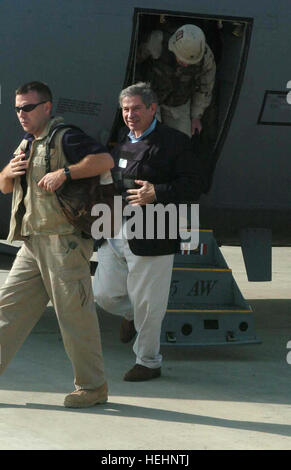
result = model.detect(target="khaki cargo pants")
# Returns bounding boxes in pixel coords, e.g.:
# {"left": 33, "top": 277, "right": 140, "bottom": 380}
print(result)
{"left": 0, "top": 234, "right": 105, "bottom": 390}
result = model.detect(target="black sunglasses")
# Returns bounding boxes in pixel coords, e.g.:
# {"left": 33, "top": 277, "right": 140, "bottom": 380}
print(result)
{"left": 15, "top": 101, "right": 48, "bottom": 113}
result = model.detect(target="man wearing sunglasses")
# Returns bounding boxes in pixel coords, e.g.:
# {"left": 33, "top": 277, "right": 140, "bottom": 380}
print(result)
{"left": 0, "top": 81, "right": 114, "bottom": 408}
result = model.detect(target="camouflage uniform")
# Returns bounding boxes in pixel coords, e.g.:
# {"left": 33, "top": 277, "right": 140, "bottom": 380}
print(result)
{"left": 137, "top": 30, "right": 216, "bottom": 137}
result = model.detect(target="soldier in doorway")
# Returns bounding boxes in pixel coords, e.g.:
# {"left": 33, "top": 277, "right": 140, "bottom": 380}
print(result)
{"left": 137, "top": 23, "right": 216, "bottom": 139}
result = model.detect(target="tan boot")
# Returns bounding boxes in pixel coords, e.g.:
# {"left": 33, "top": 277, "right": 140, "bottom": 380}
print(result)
{"left": 64, "top": 382, "right": 108, "bottom": 408}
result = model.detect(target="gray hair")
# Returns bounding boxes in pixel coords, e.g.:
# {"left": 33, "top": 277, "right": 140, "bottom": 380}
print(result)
{"left": 119, "top": 82, "right": 158, "bottom": 108}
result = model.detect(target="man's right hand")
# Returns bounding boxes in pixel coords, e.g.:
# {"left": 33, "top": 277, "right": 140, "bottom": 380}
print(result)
{"left": 191, "top": 118, "right": 202, "bottom": 135}
{"left": 0, "top": 152, "right": 29, "bottom": 194}
{"left": 8, "top": 153, "right": 29, "bottom": 177}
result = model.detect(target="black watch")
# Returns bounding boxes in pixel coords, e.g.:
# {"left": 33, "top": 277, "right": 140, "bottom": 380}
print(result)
{"left": 63, "top": 166, "right": 72, "bottom": 181}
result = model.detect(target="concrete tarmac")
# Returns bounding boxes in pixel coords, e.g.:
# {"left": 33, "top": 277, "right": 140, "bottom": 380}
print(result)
{"left": 0, "top": 245, "right": 290, "bottom": 450}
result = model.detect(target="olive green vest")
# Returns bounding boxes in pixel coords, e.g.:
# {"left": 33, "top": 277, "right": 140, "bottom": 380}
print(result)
{"left": 8, "top": 117, "right": 76, "bottom": 242}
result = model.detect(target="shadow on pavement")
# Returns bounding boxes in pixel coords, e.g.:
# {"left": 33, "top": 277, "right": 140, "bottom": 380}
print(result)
{"left": 0, "top": 400, "right": 290, "bottom": 438}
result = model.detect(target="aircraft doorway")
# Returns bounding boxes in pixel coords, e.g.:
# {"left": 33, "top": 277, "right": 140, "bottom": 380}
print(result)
{"left": 110, "top": 9, "right": 253, "bottom": 192}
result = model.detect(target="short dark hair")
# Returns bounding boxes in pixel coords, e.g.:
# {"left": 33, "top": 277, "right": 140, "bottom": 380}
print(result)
{"left": 119, "top": 82, "right": 157, "bottom": 108}
{"left": 15, "top": 81, "right": 52, "bottom": 102}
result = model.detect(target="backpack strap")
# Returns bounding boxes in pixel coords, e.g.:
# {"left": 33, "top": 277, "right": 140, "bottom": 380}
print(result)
{"left": 45, "top": 124, "right": 83, "bottom": 173}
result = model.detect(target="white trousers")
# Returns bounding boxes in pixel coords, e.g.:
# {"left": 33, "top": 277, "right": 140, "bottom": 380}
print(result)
{"left": 93, "top": 236, "right": 174, "bottom": 368}
{"left": 156, "top": 100, "right": 192, "bottom": 138}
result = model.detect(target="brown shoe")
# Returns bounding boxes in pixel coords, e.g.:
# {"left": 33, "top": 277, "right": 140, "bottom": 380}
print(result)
{"left": 64, "top": 382, "right": 108, "bottom": 408}
{"left": 123, "top": 364, "right": 161, "bottom": 382}
{"left": 120, "top": 318, "right": 136, "bottom": 343}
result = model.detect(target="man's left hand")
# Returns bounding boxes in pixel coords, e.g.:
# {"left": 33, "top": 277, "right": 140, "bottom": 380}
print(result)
{"left": 126, "top": 180, "right": 156, "bottom": 205}
{"left": 38, "top": 169, "right": 66, "bottom": 192}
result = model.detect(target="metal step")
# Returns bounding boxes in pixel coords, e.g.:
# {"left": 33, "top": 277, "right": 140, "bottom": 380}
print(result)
{"left": 166, "top": 304, "right": 252, "bottom": 312}
{"left": 177, "top": 229, "right": 227, "bottom": 267}
{"left": 161, "top": 306, "right": 260, "bottom": 346}
{"left": 169, "top": 267, "right": 234, "bottom": 305}
{"left": 161, "top": 229, "right": 260, "bottom": 346}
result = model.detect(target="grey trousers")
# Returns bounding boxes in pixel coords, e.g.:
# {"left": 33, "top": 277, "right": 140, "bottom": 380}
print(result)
{"left": 93, "top": 237, "right": 174, "bottom": 369}
{"left": 0, "top": 234, "right": 105, "bottom": 390}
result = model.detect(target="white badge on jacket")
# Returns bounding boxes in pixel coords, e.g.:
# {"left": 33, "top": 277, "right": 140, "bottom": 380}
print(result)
{"left": 119, "top": 158, "right": 128, "bottom": 168}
